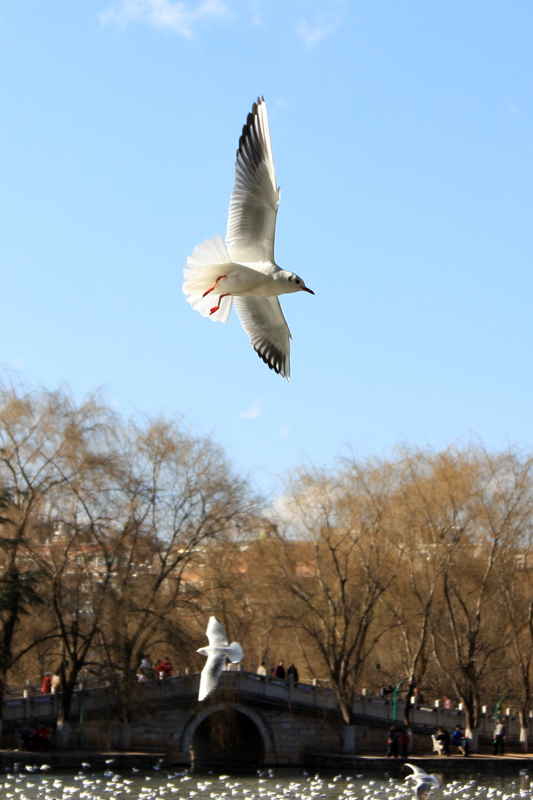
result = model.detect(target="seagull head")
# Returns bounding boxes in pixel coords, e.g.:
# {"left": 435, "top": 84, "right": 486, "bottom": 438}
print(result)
{"left": 278, "top": 270, "right": 314, "bottom": 295}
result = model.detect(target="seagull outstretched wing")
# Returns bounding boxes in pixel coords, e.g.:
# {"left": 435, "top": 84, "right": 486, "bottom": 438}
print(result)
{"left": 405, "top": 765, "right": 430, "bottom": 778}
{"left": 226, "top": 97, "right": 280, "bottom": 265}
{"left": 404, "top": 764, "right": 441, "bottom": 800}
{"left": 198, "top": 651, "right": 228, "bottom": 702}
{"left": 205, "top": 616, "right": 228, "bottom": 648}
{"left": 234, "top": 296, "right": 291, "bottom": 379}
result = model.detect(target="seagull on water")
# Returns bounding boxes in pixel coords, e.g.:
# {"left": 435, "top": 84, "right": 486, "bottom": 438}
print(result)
{"left": 183, "top": 97, "right": 314, "bottom": 380}
{"left": 404, "top": 764, "right": 441, "bottom": 800}
{"left": 196, "top": 616, "right": 243, "bottom": 701}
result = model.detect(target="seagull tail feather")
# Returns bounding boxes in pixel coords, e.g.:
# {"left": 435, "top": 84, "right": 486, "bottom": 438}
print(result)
{"left": 226, "top": 641, "right": 243, "bottom": 664}
{"left": 183, "top": 235, "right": 234, "bottom": 322}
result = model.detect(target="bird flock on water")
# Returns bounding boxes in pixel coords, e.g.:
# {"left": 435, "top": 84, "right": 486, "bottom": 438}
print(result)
{"left": 0, "top": 764, "right": 530, "bottom": 800}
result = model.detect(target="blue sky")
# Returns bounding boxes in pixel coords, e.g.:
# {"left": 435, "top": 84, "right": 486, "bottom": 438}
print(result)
{"left": 1, "top": 1, "right": 532, "bottom": 498}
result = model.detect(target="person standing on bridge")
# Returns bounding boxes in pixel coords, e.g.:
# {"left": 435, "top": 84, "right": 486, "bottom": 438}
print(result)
{"left": 257, "top": 661, "right": 268, "bottom": 678}
{"left": 51, "top": 671, "right": 61, "bottom": 693}
{"left": 138, "top": 654, "right": 155, "bottom": 682}
{"left": 287, "top": 663, "right": 299, "bottom": 684}
{"left": 273, "top": 660, "right": 286, "bottom": 679}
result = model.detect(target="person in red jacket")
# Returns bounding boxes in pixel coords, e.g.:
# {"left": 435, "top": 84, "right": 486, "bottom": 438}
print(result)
{"left": 34, "top": 723, "right": 50, "bottom": 752}
{"left": 273, "top": 660, "right": 285, "bottom": 679}
{"left": 41, "top": 673, "right": 52, "bottom": 693}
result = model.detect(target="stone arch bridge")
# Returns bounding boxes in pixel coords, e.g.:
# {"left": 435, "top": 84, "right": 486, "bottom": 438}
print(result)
{"left": 3, "top": 671, "right": 528, "bottom": 766}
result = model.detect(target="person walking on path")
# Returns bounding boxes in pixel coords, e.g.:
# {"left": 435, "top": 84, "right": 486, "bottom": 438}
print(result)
{"left": 387, "top": 726, "right": 399, "bottom": 758}
{"left": 493, "top": 719, "right": 506, "bottom": 755}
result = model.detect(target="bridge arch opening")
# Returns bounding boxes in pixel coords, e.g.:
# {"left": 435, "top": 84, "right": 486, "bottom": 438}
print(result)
{"left": 190, "top": 707, "right": 265, "bottom": 770}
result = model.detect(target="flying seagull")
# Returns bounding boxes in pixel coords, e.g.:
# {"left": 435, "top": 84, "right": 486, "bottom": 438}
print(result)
{"left": 196, "top": 616, "right": 243, "bottom": 701}
{"left": 404, "top": 764, "right": 441, "bottom": 800}
{"left": 183, "top": 97, "right": 314, "bottom": 380}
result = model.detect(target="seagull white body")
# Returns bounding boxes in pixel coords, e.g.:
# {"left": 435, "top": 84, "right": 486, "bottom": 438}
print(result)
{"left": 183, "top": 97, "right": 314, "bottom": 379}
{"left": 197, "top": 616, "right": 243, "bottom": 701}
{"left": 404, "top": 764, "right": 442, "bottom": 800}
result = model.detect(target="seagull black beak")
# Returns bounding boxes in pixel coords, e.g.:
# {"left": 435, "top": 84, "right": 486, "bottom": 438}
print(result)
{"left": 303, "top": 287, "right": 315, "bottom": 295}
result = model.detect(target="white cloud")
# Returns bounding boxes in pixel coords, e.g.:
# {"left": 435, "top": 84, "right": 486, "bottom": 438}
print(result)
{"left": 276, "top": 424, "right": 290, "bottom": 439}
{"left": 295, "top": 0, "right": 346, "bottom": 48}
{"left": 296, "top": 16, "right": 338, "bottom": 46}
{"left": 240, "top": 401, "right": 261, "bottom": 420}
{"left": 249, "top": 0, "right": 264, "bottom": 26}
{"left": 101, "top": 0, "right": 230, "bottom": 38}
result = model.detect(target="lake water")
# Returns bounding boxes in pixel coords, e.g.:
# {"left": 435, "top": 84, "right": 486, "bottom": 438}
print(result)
{"left": 0, "top": 767, "right": 531, "bottom": 800}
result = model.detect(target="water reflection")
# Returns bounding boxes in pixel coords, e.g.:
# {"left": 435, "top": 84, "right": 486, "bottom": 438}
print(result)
{"left": 0, "top": 767, "right": 530, "bottom": 800}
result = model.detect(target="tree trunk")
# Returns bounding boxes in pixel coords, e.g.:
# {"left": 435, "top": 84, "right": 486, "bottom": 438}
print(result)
{"left": 403, "top": 682, "right": 414, "bottom": 726}
{"left": 338, "top": 694, "right": 355, "bottom": 726}
{"left": 118, "top": 721, "right": 132, "bottom": 751}
{"left": 56, "top": 677, "right": 77, "bottom": 749}
{"left": 519, "top": 710, "right": 529, "bottom": 753}
{"left": 464, "top": 709, "right": 478, "bottom": 753}
{"left": 0, "top": 683, "right": 5, "bottom": 750}
{"left": 55, "top": 720, "right": 70, "bottom": 750}
{"left": 337, "top": 694, "right": 356, "bottom": 752}
{"left": 342, "top": 725, "right": 356, "bottom": 754}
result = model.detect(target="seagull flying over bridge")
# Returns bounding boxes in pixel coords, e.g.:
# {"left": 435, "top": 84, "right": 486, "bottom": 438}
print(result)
{"left": 183, "top": 97, "right": 314, "bottom": 380}
{"left": 196, "top": 616, "right": 243, "bottom": 701}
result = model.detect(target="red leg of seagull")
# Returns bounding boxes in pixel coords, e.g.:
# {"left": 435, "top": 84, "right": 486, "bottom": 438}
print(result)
{"left": 210, "top": 294, "right": 229, "bottom": 315}
{"left": 202, "top": 274, "right": 228, "bottom": 298}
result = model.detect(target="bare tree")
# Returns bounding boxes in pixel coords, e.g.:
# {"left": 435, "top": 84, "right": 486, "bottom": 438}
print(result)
{"left": 268, "top": 461, "right": 403, "bottom": 752}
{"left": 93, "top": 417, "right": 257, "bottom": 746}
{"left": 426, "top": 447, "right": 533, "bottom": 749}
{"left": 0, "top": 383, "right": 113, "bottom": 743}
{"left": 491, "top": 455, "right": 533, "bottom": 751}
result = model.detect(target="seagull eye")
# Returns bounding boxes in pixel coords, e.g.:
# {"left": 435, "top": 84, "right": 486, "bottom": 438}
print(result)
{"left": 296, "top": 279, "right": 300, "bottom": 285}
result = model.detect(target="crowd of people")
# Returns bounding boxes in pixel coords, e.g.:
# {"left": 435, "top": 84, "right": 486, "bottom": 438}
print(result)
{"left": 137, "top": 655, "right": 173, "bottom": 682}
{"left": 37, "top": 654, "right": 297, "bottom": 690}
{"left": 386, "top": 723, "right": 471, "bottom": 759}
{"left": 40, "top": 671, "right": 61, "bottom": 694}
{"left": 386, "top": 725, "right": 412, "bottom": 759}
{"left": 256, "top": 659, "right": 299, "bottom": 683}
{"left": 385, "top": 720, "right": 511, "bottom": 759}
{"left": 17, "top": 722, "right": 50, "bottom": 751}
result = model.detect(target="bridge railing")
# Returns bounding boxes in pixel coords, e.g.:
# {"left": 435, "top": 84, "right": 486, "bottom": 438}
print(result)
{"left": 353, "top": 694, "right": 533, "bottom": 739}
{"left": 4, "top": 671, "right": 533, "bottom": 743}
{"left": 222, "top": 669, "right": 339, "bottom": 713}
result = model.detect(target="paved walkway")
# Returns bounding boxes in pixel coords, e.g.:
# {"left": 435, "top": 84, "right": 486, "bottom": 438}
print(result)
{"left": 312, "top": 752, "right": 533, "bottom": 772}
{"left": 2, "top": 748, "right": 533, "bottom": 772}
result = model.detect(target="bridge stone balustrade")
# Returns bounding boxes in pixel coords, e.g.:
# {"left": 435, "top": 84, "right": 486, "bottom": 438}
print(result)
{"left": 2, "top": 673, "right": 532, "bottom": 764}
